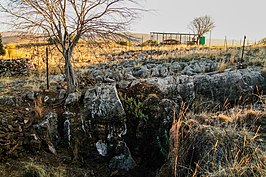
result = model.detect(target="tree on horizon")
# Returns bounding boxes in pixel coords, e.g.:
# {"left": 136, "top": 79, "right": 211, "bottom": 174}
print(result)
{"left": 188, "top": 15, "right": 215, "bottom": 44}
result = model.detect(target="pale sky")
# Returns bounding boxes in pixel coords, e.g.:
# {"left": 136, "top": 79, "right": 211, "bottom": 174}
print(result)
{"left": 131, "top": 0, "right": 266, "bottom": 41}
{"left": 0, "top": 0, "right": 265, "bottom": 41}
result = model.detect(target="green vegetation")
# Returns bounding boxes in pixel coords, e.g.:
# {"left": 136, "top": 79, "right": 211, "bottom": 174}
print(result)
{"left": 140, "top": 40, "right": 158, "bottom": 46}
{"left": 116, "top": 40, "right": 132, "bottom": 47}
{"left": 119, "top": 93, "right": 145, "bottom": 120}
{"left": 0, "top": 34, "right": 6, "bottom": 56}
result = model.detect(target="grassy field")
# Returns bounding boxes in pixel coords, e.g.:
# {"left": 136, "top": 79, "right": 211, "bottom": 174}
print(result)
{"left": 0, "top": 37, "right": 265, "bottom": 177}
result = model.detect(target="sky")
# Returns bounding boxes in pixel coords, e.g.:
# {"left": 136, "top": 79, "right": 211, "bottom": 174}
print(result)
{"left": 0, "top": 0, "right": 265, "bottom": 41}
{"left": 130, "top": 0, "right": 266, "bottom": 41}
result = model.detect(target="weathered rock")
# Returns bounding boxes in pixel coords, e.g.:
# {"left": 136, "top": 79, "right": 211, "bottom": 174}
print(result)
{"left": 23, "top": 91, "right": 39, "bottom": 101}
{"left": 109, "top": 141, "right": 136, "bottom": 171}
{"left": 158, "top": 65, "right": 169, "bottom": 77}
{"left": 84, "top": 84, "right": 126, "bottom": 121}
{"left": 0, "top": 96, "right": 21, "bottom": 106}
{"left": 181, "top": 65, "right": 195, "bottom": 76}
{"left": 65, "top": 92, "right": 81, "bottom": 106}
{"left": 125, "top": 74, "right": 136, "bottom": 81}
{"left": 150, "top": 66, "right": 160, "bottom": 77}
{"left": 63, "top": 111, "right": 76, "bottom": 146}
{"left": 58, "top": 89, "right": 67, "bottom": 100}
{"left": 194, "top": 68, "right": 266, "bottom": 103}
{"left": 132, "top": 66, "right": 150, "bottom": 78}
{"left": 169, "top": 62, "right": 183, "bottom": 73}
{"left": 89, "top": 69, "right": 104, "bottom": 79}
{"left": 104, "top": 78, "right": 116, "bottom": 83}
{"left": 96, "top": 140, "right": 107, "bottom": 156}
{"left": 131, "top": 75, "right": 195, "bottom": 104}
{"left": 130, "top": 68, "right": 265, "bottom": 104}
{"left": 0, "top": 58, "right": 32, "bottom": 77}
{"left": 49, "top": 74, "right": 65, "bottom": 82}
{"left": 33, "top": 112, "right": 59, "bottom": 151}
{"left": 95, "top": 75, "right": 104, "bottom": 82}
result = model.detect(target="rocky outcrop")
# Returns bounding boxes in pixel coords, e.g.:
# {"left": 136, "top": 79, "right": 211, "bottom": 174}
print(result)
{"left": 0, "top": 96, "right": 21, "bottom": 106}
{"left": 109, "top": 141, "right": 136, "bottom": 171}
{"left": 32, "top": 112, "right": 59, "bottom": 154}
{"left": 84, "top": 84, "right": 126, "bottom": 121}
{"left": 0, "top": 58, "right": 32, "bottom": 77}
{"left": 128, "top": 68, "right": 265, "bottom": 104}
{"left": 194, "top": 68, "right": 265, "bottom": 103}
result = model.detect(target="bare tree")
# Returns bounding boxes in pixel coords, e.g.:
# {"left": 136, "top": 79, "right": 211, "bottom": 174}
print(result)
{"left": 188, "top": 15, "right": 215, "bottom": 44}
{"left": 0, "top": 0, "right": 142, "bottom": 92}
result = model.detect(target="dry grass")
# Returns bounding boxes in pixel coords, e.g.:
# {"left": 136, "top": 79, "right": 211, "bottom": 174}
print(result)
{"left": 22, "top": 162, "right": 66, "bottom": 177}
{"left": 217, "top": 59, "right": 227, "bottom": 73}
{"left": 0, "top": 161, "right": 66, "bottom": 177}
{"left": 158, "top": 105, "right": 266, "bottom": 177}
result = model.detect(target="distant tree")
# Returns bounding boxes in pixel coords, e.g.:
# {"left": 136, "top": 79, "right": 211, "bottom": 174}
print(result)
{"left": 188, "top": 15, "right": 215, "bottom": 44}
{"left": 258, "top": 37, "right": 266, "bottom": 45}
{"left": 0, "top": 34, "right": 6, "bottom": 56}
{"left": 0, "top": 0, "right": 142, "bottom": 92}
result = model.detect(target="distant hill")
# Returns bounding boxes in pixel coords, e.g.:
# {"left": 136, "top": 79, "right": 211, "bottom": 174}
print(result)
{"left": 1, "top": 32, "right": 20, "bottom": 44}
{"left": 1, "top": 32, "right": 44, "bottom": 44}
{"left": 0, "top": 31, "right": 255, "bottom": 46}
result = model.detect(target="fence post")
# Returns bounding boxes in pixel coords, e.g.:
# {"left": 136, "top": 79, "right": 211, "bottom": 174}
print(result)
{"left": 240, "top": 35, "right": 246, "bottom": 63}
{"left": 46, "top": 47, "right": 49, "bottom": 90}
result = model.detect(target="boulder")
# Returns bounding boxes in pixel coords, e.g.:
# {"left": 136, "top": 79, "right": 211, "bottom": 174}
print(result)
{"left": 0, "top": 96, "right": 21, "bottom": 106}
{"left": 194, "top": 68, "right": 266, "bottom": 103}
{"left": 109, "top": 141, "right": 136, "bottom": 171}
{"left": 65, "top": 92, "right": 81, "bottom": 106}
{"left": 131, "top": 75, "right": 195, "bottom": 104}
{"left": 0, "top": 82, "right": 5, "bottom": 88}
{"left": 84, "top": 84, "right": 126, "bottom": 121}
{"left": 169, "top": 62, "right": 183, "bottom": 74}
{"left": 132, "top": 66, "right": 150, "bottom": 78}
{"left": 32, "top": 112, "right": 59, "bottom": 154}
{"left": 23, "top": 91, "right": 39, "bottom": 101}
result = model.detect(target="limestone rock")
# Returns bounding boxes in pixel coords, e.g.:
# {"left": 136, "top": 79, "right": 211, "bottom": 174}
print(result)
{"left": 194, "top": 68, "right": 266, "bottom": 103}
{"left": 96, "top": 140, "right": 107, "bottom": 156}
{"left": 33, "top": 112, "right": 59, "bottom": 149}
{"left": 109, "top": 141, "right": 136, "bottom": 171}
{"left": 0, "top": 96, "right": 21, "bottom": 106}
{"left": 84, "top": 84, "right": 125, "bottom": 121}
{"left": 65, "top": 92, "right": 81, "bottom": 106}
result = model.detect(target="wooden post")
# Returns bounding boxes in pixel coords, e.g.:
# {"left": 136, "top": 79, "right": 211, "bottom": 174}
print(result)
{"left": 141, "top": 35, "right": 144, "bottom": 51}
{"left": 46, "top": 47, "right": 49, "bottom": 90}
{"left": 240, "top": 35, "right": 246, "bottom": 63}
{"left": 224, "top": 36, "right": 227, "bottom": 51}
{"left": 209, "top": 31, "right": 212, "bottom": 47}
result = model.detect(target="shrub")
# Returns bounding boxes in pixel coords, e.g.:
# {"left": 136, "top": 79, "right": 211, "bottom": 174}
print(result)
{"left": 6, "top": 43, "right": 16, "bottom": 58}
{"left": 217, "top": 59, "right": 227, "bottom": 73}
{"left": 116, "top": 40, "right": 132, "bottom": 46}
{"left": 140, "top": 40, "right": 158, "bottom": 46}
{"left": 258, "top": 37, "right": 266, "bottom": 45}
{"left": 0, "top": 34, "right": 6, "bottom": 56}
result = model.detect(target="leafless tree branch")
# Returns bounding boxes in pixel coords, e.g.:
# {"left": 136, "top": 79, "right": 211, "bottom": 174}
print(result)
{"left": 188, "top": 15, "right": 215, "bottom": 44}
{"left": 0, "top": 0, "right": 143, "bottom": 92}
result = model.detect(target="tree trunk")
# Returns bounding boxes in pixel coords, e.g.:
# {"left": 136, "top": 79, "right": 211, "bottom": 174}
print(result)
{"left": 64, "top": 48, "right": 77, "bottom": 93}
{"left": 196, "top": 35, "right": 201, "bottom": 45}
